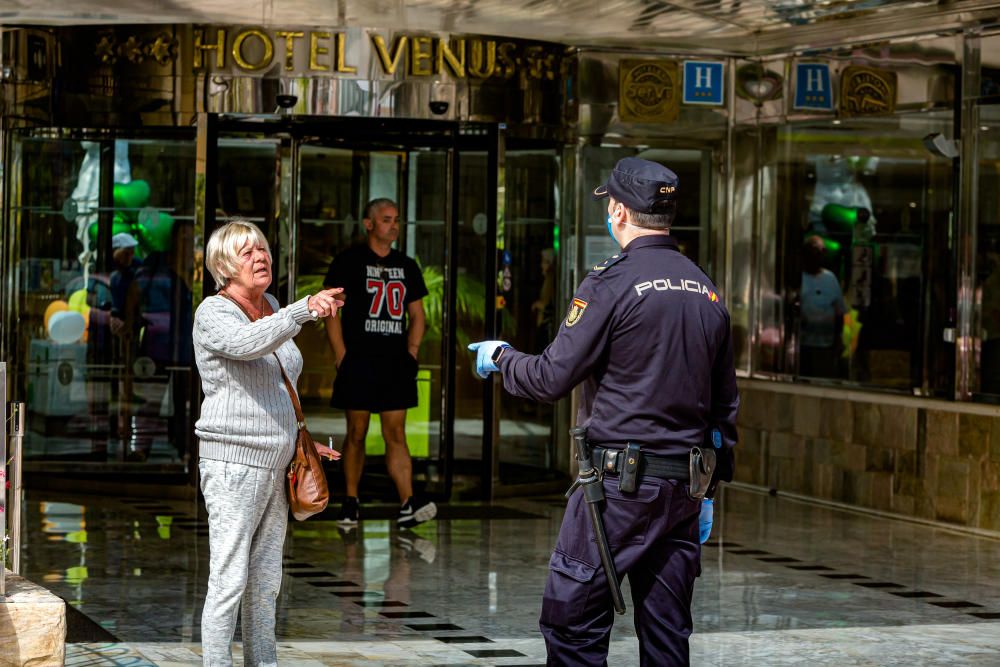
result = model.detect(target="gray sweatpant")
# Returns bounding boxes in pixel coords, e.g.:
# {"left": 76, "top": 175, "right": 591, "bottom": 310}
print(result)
{"left": 200, "top": 458, "right": 288, "bottom": 667}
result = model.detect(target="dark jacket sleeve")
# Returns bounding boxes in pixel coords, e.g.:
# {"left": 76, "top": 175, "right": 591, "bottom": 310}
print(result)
{"left": 497, "top": 275, "right": 615, "bottom": 402}
{"left": 711, "top": 313, "right": 740, "bottom": 449}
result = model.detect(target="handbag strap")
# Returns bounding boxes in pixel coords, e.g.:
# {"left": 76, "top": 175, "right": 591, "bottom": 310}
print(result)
{"left": 219, "top": 290, "right": 306, "bottom": 428}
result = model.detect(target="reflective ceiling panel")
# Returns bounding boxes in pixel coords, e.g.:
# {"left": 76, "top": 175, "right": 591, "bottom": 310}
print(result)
{"left": 3, "top": 0, "right": 1000, "bottom": 53}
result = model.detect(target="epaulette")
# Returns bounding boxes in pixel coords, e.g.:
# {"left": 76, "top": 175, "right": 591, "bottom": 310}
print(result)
{"left": 591, "top": 253, "right": 626, "bottom": 273}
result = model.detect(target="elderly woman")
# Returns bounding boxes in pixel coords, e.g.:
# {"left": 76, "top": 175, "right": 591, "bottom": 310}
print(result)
{"left": 193, "top": 220, "right": 343, "bottom": 666}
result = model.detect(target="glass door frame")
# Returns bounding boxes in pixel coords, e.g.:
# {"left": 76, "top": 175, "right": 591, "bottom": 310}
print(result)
{"left": 198, "top": 115, "right": 472, "bottom": 499}
{"left": 2, "top": 124, "right": 200, "bottom": 479}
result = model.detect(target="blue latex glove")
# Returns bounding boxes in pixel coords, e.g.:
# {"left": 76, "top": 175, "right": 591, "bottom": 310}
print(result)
{"left": 467, "top": 341, "right": 510, "bottom": 379}
{"left": 711, "top": 428, "right": 722, "bottom": 449}
{"left": 699, "top": 498, "right": 714, "bottom": 544}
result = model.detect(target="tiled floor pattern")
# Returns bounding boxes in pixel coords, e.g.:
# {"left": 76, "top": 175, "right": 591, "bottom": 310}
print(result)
{"left": 704, "top": 539, "right": 1000, "bottom": 619}
{"left": 20, "top": 485, "right": 1000, "bottom": 665}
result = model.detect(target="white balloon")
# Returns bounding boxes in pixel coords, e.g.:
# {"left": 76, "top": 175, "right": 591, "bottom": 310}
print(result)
{"left": 48, "top": 310, "right": 86, "bottom": 345}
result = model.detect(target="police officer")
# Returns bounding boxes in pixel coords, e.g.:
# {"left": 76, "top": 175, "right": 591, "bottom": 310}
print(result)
{"left": 469, "top": 157, "right": 738, "bottom": 666}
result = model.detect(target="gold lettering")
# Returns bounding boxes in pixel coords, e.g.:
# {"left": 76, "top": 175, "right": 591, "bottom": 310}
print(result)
{"left": 275, "top": 30, "right": 304, "bottom": 71}
{"left": 194, "top": 28, "right": 226, "bottom": 69}
{"left": 409, "top": 36, "right": 432, "bottom": 76}
{"left": 497, "top": 42, "right": 517, "bottom": 80}
{"left": 434, "top": 38, "right": 465, "bottom": 77}
{"left": 372, "top": 34, "right": 408, "bottom": 75}
{"left": 334, "top": 32, "right": 356, "bottom": 73}
{"left": 232, "top": 29, "right": 273, "bottom": 71}
{"left": 468, "top": 40, "right": 496, "bottom": 79}
{"left": 309, "top": 31, "right": 331, "bottom": 71}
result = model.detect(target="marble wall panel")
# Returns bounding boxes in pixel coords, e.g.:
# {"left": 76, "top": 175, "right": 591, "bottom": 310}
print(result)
{"left": 771, "top": 392, "right": 795, "bottom": 433}
{"left": 767, "top": 431, "right": 803, "bottom": 459}
{"left": 893, "top": 494, "right": 915, "bottom": 516}
{"left": 959, "top": 414, "right": 992, "bottom": 459}
{"left": 792, "top": 395, "right": 823, "bottom": 438}
{"left": 878, "top": 404, "right": 918, "bottom": 451}
{"left": 870, "top": 471, "right": 893, "bottom": 512}
{"left": 831, "top": 441, "right": 867, "bottom": 472}
{"left": 734, "top": 427, "right": 766, "bottom": 485}
{"left": 980, "top": 492, "right": 1000, "bottom": 531}
{"left": 853, "top": 402, "right": 881, "bottom": 448}
{"left": 735, "top": 386, "right": 1000, "bottom": 532}
{"left": 737, "top": 389, "right": 767, "bottom": 430}
{"left": 866, "top": 446, "right": 895, "bottom": 473}
{"left": 990, "top": 417, "right": 1000, "bottom": 461}
{"left": 818, "top": 397, "right": 853, "bottom": 441}
{"left": 936, "top": 457, "right": 971, "bottom": 524}
{"left": 926, "top": 410, "right": 960, "bottom": 456}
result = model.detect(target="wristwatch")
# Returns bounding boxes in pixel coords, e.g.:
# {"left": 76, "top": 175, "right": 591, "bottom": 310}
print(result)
{"left": 491, "top": 344, "right": 510, "bottom": 364}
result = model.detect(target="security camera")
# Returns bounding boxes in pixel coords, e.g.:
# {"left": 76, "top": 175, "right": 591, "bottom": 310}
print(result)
{"left": 923, "top": 133, "right": 959, "bottom": 159}
{"left": 429, "top": 100, "right": 449, "bottom": 116}
{"left": 275, "top": 94, "right": 298, "bottom": 110}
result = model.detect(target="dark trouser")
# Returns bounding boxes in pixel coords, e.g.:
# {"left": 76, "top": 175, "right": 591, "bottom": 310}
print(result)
{"left": 540, "top": 476, "right": 701, "bottom": 667}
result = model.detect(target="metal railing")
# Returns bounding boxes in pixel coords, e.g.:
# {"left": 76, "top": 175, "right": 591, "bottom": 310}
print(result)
{"left": 1, "top": 361, "right": 25, "bottom": 598}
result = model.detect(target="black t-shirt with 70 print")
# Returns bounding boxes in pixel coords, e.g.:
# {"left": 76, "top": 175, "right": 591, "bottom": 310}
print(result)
{"left": 323, "top": 244, "right": 428, "bottom": 357}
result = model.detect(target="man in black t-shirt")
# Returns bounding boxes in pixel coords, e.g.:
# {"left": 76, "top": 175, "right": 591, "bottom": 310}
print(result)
{"left": 324, "top": 198, "right": 436, "bottom": 529}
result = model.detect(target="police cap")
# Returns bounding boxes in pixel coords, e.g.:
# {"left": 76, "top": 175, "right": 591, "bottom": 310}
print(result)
{"left": 592, "top": 157, "right": 679, "bottom": 214}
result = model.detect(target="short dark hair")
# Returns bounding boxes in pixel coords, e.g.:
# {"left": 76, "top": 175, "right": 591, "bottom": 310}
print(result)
{"left": 364, "top": 198, "right": 398, "bottom": 220}
{"left": 611, "top": 197, "right": 676, "bottom": 230}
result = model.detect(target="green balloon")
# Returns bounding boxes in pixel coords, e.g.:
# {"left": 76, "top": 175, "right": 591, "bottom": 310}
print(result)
{"left": 821, "top": 203, "right": 871, "bottom": 230}
{"left": 137, "top": 211, "right": 175, "bottom": 253}
{"left": 112, "top": 180, "right": 151, "bottom": 210}
{"left": 87, "top": 215, "right": 133, "bottom": 246}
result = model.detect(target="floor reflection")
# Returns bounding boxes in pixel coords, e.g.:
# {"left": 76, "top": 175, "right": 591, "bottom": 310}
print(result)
{"left": 19, "top": 486, "right": 1000, "bottom": 665}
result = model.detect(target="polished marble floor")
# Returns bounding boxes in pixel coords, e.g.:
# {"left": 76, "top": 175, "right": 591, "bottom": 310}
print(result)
{"left": 17, "top": 484, "right": 1000, "bottom": 665}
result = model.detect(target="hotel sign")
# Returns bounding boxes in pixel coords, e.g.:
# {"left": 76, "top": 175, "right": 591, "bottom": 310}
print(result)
{"left": 839, "top": 65, "right": 897, "bottom": 116}
{"left": 87, "top": 27, "right": 568, "bottom": 82}
{"left": 187, "top": 27, "right": 567, "bottom": 80}
{"left": 619, "top": 59, "right": 679, "bottom": 123}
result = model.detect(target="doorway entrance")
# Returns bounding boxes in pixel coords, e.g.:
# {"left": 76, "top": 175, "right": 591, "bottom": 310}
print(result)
{"left": 4, "top": 118, "right": 568, "bottom": 498}
{"left": 202, "top": 117, "right": 566, "bottom": 499}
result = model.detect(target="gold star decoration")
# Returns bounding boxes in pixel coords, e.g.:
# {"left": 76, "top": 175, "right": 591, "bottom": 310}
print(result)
{"left": 120, "top": 35, "right": 145, "bottom": 64}
{"left": 95, "top": 35, "right": 117, "bottom": 64}
{"left": 148, "top": 34, "right": 177, "bottom": 66}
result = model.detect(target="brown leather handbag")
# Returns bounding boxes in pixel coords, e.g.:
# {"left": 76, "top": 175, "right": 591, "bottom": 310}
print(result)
{"left": 220, "top": 292, "right": 329, "bottom": 520}
{"left": 275, "top": 359, "right": 330, "bottom": 520}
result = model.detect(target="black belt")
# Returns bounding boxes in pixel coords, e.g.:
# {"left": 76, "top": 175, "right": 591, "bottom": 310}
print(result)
{"left": 591, "top": 446, "right": 689, "bottom": 481}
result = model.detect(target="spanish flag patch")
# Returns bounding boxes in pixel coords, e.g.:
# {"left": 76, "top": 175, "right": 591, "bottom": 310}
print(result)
{"left": 566, "top": 298, "right": 588, "bottom": 327}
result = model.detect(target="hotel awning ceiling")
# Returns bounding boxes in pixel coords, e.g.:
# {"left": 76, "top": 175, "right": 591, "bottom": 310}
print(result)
{"left": 4, "top": 0, "right": 1000, "bottom": 54}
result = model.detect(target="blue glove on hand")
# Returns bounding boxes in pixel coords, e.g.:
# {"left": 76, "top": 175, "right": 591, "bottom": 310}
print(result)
{"left": 699, "top": 498, "right": 714, "bottom": 544}
{"left": 467, "top": 341, "right": 510, "bottom": 379}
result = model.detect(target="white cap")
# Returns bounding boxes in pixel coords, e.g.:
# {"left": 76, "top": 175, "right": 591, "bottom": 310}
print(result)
{"left": 112, "top": 232, "right": 138, "bottom": 249}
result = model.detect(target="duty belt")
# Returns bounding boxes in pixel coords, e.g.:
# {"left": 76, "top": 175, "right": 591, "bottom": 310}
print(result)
{"left": 590, "top": 446, "right": 689, "bottom": 481}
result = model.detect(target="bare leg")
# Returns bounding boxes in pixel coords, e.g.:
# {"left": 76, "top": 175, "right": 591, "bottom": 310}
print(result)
{"left": 380, "top": 410, "right": 413, "bottom": 503}
{"left": 343, "top": 410, "right": 371, "bottom": 497}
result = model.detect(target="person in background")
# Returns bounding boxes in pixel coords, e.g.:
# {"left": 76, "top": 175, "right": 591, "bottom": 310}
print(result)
{"left": 109, "top": 232, "right": 141, "bottom": 335}
{"left": 799, "top": 235, "right": 846, "bottom": 378}
{"left": 323, "top": 197, "right": 436, "bottom": 530}
{"left": 193, "top": 220, "right": 343, "bottom": 667}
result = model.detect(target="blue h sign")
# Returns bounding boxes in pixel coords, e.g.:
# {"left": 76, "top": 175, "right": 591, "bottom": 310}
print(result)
{"left": 794, "top": 63, "right": 832, "bottom": 110}
{"left": 683, "top": 61, "right": 724, "bottom": 106}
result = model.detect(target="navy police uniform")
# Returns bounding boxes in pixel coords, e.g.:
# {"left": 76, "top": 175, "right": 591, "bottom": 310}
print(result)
{"left": 494, "top": 158, "right": 739, "bottom": 666}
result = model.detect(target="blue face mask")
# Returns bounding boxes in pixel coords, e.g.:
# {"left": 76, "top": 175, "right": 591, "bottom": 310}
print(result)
{"left": 607, "top": 215, "right": 615, "bottom": 241}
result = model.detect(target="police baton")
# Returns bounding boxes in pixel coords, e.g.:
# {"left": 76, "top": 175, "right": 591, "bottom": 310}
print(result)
{"left": 568, "top": 426, "right": 626, "bottom": 615}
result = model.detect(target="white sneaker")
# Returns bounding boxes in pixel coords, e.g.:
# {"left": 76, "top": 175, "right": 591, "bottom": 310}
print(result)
{"left": 397, "top": 497, "right": 437, "bottom": 528}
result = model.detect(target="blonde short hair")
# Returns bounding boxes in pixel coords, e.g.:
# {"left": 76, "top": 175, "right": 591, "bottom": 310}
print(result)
{"left": 205, "top": 220, "right": 272, "bottom": 290}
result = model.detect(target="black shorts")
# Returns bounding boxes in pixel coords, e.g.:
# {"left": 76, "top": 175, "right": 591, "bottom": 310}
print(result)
{"left": 331, "top": 351, "right": 419, "bottom": 413}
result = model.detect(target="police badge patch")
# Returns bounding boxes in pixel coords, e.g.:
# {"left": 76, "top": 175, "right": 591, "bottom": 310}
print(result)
{"left": 566, "top": 298, "right": 588, "bottom": 327}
